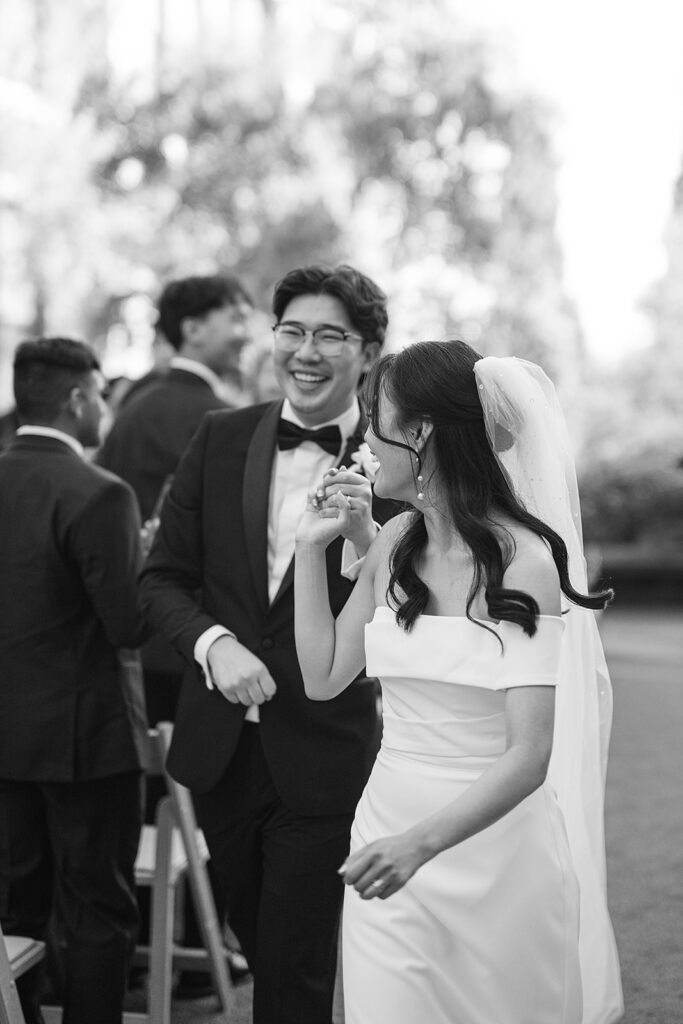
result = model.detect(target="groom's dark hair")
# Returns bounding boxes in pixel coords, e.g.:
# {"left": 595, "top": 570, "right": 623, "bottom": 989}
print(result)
{"left": 272, "top": 265, "right": 388, "bottom": 349}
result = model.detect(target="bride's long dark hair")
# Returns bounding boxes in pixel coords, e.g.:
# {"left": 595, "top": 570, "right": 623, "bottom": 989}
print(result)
{"left": 365, "top": 340, "right": 613, "bottom": 636}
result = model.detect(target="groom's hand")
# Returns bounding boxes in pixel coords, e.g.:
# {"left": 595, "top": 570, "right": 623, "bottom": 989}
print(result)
{"left": 207, "top": 635, "right": 277, "bottom": 705}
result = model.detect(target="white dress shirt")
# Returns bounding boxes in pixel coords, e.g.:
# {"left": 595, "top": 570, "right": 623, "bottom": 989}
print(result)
{"left": 16, "top": 425, "right": 84, "bottom": 457}
{"left": 194, "top": 398, "right": 366, "bottom": 719}
{"left": 169, "top": 356, "right": 228, "bottom": 399}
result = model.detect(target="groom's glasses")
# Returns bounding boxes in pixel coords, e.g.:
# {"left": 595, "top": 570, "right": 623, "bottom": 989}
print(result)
{"left": 272, "top": 322, "right": 363, "bottom": 358}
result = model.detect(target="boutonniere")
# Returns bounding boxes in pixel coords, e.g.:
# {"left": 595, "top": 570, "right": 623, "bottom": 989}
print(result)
{"left": 349, "top": 442, "right": 380, "bottom": 483}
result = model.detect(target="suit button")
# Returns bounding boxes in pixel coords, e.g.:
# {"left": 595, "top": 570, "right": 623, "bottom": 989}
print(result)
{"left": 262, "top": 638, "right": 274, "bottom": 650}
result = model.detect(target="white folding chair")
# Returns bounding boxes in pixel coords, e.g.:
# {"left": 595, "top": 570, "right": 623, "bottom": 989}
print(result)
{"left": 130, "top": 722, "right": 234, "bottom": 1024}
{"left": 0, "top": 922, "right": 45, "bottom": 1024}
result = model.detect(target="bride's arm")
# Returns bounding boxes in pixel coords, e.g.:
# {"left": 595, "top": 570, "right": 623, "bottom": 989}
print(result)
{"left": 294, "top": 495, "right": 398, "bottom": 700}
{"left": 341, "top": 541, "right": 562, "bottom": 897}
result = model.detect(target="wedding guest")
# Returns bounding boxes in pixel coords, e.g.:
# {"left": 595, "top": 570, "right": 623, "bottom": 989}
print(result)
{"left": 98, "top": 271, "right": 253, "bottom": 763}
{"left": 99, "top": 274, "right": 253, "bottom": 521}
{"left": 139, "top": 265, "right": 396, "bottom": 1024}
{"left": 98, "top": 273, "right": 254, "bottom": 995}
{"left": 0, "top": 337, "right": 147, "bottom": 1024}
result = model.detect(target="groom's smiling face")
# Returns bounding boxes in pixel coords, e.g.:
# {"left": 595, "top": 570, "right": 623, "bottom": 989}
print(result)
{"left": 273, "top": 293, "right": 379, "bottom": 427}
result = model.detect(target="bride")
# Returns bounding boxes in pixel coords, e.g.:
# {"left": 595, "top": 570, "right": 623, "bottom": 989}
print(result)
{"left": 294, "top": 340, "right": 622, "bottom": 1024}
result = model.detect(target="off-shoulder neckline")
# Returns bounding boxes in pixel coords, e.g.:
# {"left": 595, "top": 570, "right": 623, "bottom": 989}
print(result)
{"left": 372, "top": 606, "right": 563, "bottom": 627}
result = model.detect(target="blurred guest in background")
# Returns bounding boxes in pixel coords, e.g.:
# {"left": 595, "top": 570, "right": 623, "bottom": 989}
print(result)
{"left": 0, "top": 337, "right": 147, "bottom": 1024}
{"left": 102, "top": 330, "right": 175, "bottom": 420}
{"left": 98, "top": 273, "right": 254, "bottom": 996}
{"left": 98, "top": 272, "right": 254, "bottom": 736}
{"left": 99, "top": 274, "right": 253, "bottom": 521}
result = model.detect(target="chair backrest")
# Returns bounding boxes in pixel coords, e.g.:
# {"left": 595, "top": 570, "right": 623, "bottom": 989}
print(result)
{"left": 0, "top": 922, "right": 26, "bottom": 1024}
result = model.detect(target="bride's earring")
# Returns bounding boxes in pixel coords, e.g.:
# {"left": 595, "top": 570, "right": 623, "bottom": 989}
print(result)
{"left": 414, "top": 452, "right": 424, "bottom": 500}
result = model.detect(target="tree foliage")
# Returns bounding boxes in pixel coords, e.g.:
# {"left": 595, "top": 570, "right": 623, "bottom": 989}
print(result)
{"left": 51, "top": 0, "right": 582, "bottom": 382}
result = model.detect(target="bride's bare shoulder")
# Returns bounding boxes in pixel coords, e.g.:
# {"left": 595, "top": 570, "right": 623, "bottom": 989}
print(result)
{"left": 497, "top": 520, "right": 561, "bottom": 615}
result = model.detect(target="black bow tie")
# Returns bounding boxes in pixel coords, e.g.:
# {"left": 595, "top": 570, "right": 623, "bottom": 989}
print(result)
{"left": 277, "top": 420, "right": 342, "bottom": 455}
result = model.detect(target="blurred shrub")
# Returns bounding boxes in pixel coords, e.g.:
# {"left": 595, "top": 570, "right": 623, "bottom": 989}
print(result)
{"left": 580, "top": 457, "right": 683, "bottom": 546}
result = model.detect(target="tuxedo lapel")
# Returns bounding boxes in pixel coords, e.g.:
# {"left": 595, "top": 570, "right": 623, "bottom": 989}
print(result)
{"left": 270, "top": 412, "right": 367, "bottom": 608}
{"left": 242, "top": 402, "right": 282, "bottom": 615}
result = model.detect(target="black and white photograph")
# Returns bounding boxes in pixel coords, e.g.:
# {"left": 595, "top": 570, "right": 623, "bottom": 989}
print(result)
{"left": 0, "top": 2, "right": 680, "bottom": 1023}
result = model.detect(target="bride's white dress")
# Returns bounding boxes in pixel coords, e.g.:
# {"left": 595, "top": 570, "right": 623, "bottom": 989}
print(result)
{"left": 342, "top": 607, "right": 582, "bottom": 1024}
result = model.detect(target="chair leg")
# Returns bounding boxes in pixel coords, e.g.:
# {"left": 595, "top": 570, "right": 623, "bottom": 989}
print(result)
{"left": 183, "top": 859, "right": 234, "bottom": 1013}
{"left": 0, "top": 944, "right": 27, "bottom": 1024}
{"left": 0, "top": 977, "right": 26, "bottom": 1024}
{"left": 148, "top": 799, "right": 176, "bottom": 1024}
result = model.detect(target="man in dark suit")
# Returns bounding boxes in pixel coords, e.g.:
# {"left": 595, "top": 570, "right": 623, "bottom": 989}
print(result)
{"left": 98, "top": 274, "right": 254, "bottom": 993}
{"left": 99, "top": 274, "right": 253, "bottom": 522}
{"left": 0, "top": 337, "right": 147, "bottom": 1024}
{"left": 98, "top": 273, "right": 253, "bottom": 728}
{"left": 139, "top": 265, "right": 392, "bottom": 1024}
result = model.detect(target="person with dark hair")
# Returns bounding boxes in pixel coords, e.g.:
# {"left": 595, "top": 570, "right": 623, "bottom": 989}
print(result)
{"left": 139, "top": 265, "right": 395, "bottom": 1023}
{"left": 98, "top": 273, "right": 254, "bottom": 995}
{"left": 294, "top": 340, "right": 623, "bottom": 1024}
{"left": 99, "top": 274, "right": 253, "bottom": 520}
{"left": 0, "top": 337, "right": 147, "bottom": 1024}
{"left": 271, "top": 264, "right": 388, "bottom": 349}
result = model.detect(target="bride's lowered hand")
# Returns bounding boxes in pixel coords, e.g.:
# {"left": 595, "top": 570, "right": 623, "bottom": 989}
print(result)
{"left": 339, "top": 832, "right": 426, "bottom": 901}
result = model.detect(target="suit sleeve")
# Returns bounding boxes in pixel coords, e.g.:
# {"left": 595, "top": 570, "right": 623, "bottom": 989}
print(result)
{"left": 72, "top": 478, "right": 147, "bottom": 648}
{"left": 138, "top": 416, "right": 221, "bottom": 665}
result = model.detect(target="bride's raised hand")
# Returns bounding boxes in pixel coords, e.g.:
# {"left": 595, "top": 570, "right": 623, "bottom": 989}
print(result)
{"left": 295, "top": 488, "right": 352, "bottom": 549}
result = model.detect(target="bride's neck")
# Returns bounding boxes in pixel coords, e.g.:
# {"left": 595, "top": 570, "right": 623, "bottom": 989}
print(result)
{"left": 421, "top": 507, "right": 469, "bottom": 556}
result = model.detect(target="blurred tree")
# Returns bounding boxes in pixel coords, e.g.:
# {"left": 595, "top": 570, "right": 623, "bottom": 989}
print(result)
{"left": 307, "top": 0, "right": 583, "bottom": 387}
{"left": 0, "top": 0, "right": 583, "bottom": 405}
{"left": 577, "top": 162, "right": 683, "bottom": 549}
{"left": 78, "top": 66, "right": 344, "bottom": 308}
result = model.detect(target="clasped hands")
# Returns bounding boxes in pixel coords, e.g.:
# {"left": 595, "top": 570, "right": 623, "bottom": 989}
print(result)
{"left": 298, "top": 465, "right": 377, "bottom": 554}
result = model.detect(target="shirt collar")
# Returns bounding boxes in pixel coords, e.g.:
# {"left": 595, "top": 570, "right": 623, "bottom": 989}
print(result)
{"left": 280, "top": 397, "right": 360, "bottom": 442}
{"left": 16, "top": 425, "right": 84, "bottom": 457}
{"left": 169, "top": 356, "right": 224, "bottom": 397}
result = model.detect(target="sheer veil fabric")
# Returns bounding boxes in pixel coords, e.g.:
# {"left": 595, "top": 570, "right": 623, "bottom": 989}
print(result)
{"left": 473, "top": 357, "right": 623, "bottom": 1024}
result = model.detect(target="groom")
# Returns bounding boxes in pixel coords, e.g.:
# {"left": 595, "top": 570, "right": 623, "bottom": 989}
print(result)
{"left": 139, "top": 265, "right": 393, "bottom": 1023}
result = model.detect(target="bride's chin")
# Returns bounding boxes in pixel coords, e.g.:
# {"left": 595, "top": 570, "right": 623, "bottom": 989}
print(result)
{"left": 372, "top": 478, "right": 399, "bottom": 502}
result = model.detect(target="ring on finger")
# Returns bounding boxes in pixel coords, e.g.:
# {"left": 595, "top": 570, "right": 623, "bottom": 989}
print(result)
{"left": 371, "top": 877, "right": 386, "bottom": 891}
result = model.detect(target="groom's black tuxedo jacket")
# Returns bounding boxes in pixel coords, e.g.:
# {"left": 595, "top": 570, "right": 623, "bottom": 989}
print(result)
{"left": 140, "top": 400, "right": 395, "bottom": 815}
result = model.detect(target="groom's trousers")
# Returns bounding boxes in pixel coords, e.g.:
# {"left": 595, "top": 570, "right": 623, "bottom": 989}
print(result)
{"left": 193, "top": 721, "right": 353, "bottom": 1024}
